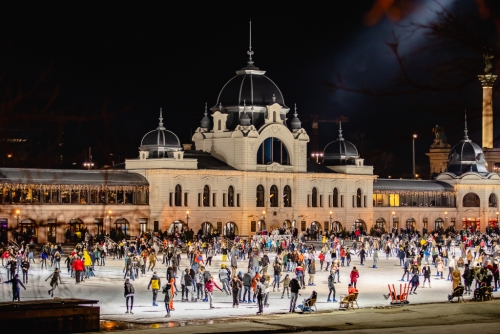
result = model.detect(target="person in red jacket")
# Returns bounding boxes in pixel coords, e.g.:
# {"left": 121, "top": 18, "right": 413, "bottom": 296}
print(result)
{"left": 205, "top": 276, "right": 222, "bottom": 309}
{"left": 72, "top": 256, "right": 85, "bottom": 284}
{"left": 350, "top": 266, "right": 359, "bottom": 288}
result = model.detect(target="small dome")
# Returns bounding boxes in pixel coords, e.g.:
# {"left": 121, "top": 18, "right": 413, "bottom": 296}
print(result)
{"left": 322, "top": 123, "right": 359, "bottom": 165}
{"left": 239, "top": 111, "right": 251, "bottom": 126}
{"left": 290, "top": 104, "right": 301, "bottom": 130}
{"left": 200, "top": 103, "right": 210, "bottom": 129}
{"left": 445, "top": 114, "right": 488, "bottom": 176}
{"left": 140, "top": 109, "right": 182, "bottom": 158}
{"left": 141, "top": 129, "right": 181, "bottom": 148}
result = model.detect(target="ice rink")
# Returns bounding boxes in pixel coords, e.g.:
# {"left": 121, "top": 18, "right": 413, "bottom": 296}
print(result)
{"left": 1, "top": 247, "right": 494, "bottom": 323}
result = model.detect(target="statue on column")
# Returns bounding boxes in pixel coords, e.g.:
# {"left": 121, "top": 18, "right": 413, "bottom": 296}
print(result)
{"left": 483, "top": 49, "right": 494, "bottom": 74}
{"left": 431, "top": 125, "right": 450, "bottom": 148}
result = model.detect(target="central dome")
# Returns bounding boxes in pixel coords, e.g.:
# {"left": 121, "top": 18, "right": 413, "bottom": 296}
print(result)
{"left": 216, "top": 70, "right": 286, "bottom": 108}
{"left": 140, "top": 109, "right": 182, "bottom": 159}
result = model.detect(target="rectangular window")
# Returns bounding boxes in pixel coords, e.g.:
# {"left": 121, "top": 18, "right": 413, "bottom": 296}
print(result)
{"left": 140, "top": 218, "right": 148, "bottom": 233}
{"left": 169, "top": 193, "right": 173, "bottom": 206}
{"left": 341, "top": 195, "right": 344, "bottom": 207}
{"left": 198, "top": 193, "right": 201, "bottom": 207}
{"left": 352, "top": 195, "right": 355, "bottom": 207}
{"left": 301, "top": 221, "right": 306, "bottom": 231}
{"left": 320, "top": 195, "right": 323, "bottom": 207}
{"left": 217, "top": 222, "right": 222, "bottom": 233}
{"left": 324, "top": 221, "right": 329, "bottom": 231}
{"left": 329, "top": 195, "right": 332, "bottom": 207}
{"left": 251, "top": 221, "right": 256, "bottom": 232}
{"left": 307, "top": 195, "right": 310, "bottom": 207}
{"left": 223, "top": 193, "right": 227, "bottom": 207}
{"left": 212, "top": 193, "right": 217, "bottom": 207}
{"left": 364, "top": 195, "right": 367, "bottom": 207}
{"left": 184, "top": 193, "right": 188, "bottom": 206}
{"left": 237, "top": 194, "right": 240, "bottom": 207}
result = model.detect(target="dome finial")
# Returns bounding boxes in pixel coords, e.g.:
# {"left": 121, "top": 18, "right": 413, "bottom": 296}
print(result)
{"left": 204, "top": 102, "right": 208, "bottom": 117}
{"left": 272, "top": 94, "right": 276, "bottom": 103}
{"left": 463, "top": 110, "right": 469, "bottom": 141}
{"left": 157, "top": 108, "right": 165, "bottom": 130}
{"left": 247, "top": 19, "right": 254, "bottom": 66}
{"left": 338, "top": 121, "right": 344, "bottom": 141}
{"left": 294, "top": 103, "right": 298, "bottom": 118}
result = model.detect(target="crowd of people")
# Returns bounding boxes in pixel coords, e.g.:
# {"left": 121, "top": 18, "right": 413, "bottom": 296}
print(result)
{"left": 1, "top": 226, "right": 499, "bottom": 318}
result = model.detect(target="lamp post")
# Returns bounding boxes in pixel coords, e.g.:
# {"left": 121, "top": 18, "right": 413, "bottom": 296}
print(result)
{"left": 329, "top": 211, "right": 333, "bottom": 232}
{"left": 108, "top": 210, "right": 112, "bottom": 234}
{"left": 15, "top": 209, "right": 20, "bottom": 228}
{"left": 412, "top": 134, "right": 417, "bottom": 179}
{"left": 186, "top": 211, "right": 190, "bottom": 229}
{"left": 445, "top": 211, "right": 448, "bottom": 228}
{"left": 311, "top": 153, "right": 323, "bottom": 163}
{"left": 262, "top": 211, "right": 266, "bottom": 232}
{"left": 83, "top": 161, "right": 94, "bottom": 170}
{"left": 392, "top": 211, "right": 396, "bottom": 232}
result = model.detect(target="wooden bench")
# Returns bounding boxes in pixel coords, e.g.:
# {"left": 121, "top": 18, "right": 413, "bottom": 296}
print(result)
{"left": 339, "top": 293, "right": 358, "bottom": 310}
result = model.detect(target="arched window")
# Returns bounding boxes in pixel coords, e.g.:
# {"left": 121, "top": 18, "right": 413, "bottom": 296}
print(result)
{"left": 312, "top": 187, "right": 318, "bottom": 207}
{"left": 435, "top": 217, "right": 444, "bottom": 230}
{"left": 375, "top": 218, "right": 386, "bottom": 232}
{"left": 224, "top": 222, "right": 239, "bottom": 237}
{"left": 257, "top": 137, "right": 290, "bottom": 165}
{"left": 354, "top": 219, "right": 366, "bottom": 232}
{"left": 489, "top": 193, "right": 498, "bottom": 207}
{"left": 201, "top": 222, "right": 214, "bottom": 235}
{"left": 203, "top": 185, "right": 210, "bottom": 207}
{"left": 256, "top": 185, "right": 264, "bottom": 207}
{"left": 270, "top": 185, "right": 278, "bottom": 207}
{"left": 283, "top": 185, "right": 292, "bottom": 207}
{"left": 356, "top": 188, "right": 362, "bottom": 207}
{"left": 174, "top": 184, "right": 182, "bottom": 206}
{"left": 228, "top": 186, "right": 235, "bottom": 207}
{"left": 218, "top": 119, "right": 221, "bottom": 131}
{"left": 406, "top": 217, "right": 416, "bottom": 230}
{"left": 333, "top": 188, "right": 339, "bottom": 207}
{"left": 463, "top": 192, "right": 480, "bottom": 207}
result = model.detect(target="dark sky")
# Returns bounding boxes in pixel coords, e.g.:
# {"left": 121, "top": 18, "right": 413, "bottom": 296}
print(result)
{"left": 1, "top": 0, "right": 499, "bottom": 177}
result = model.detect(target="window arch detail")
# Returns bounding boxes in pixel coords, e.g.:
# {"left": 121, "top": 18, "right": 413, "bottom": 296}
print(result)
{"left": 356, "top": 188, "right": 362, "bottom": 208}
{"left": 270, "top": 185, "right": 278, "bottom": 207}
{"left": 228, "top": 186, "right": 235, "bottom": 207}
{"left": 174, "top": 184, "right": 182, "bottom": 206}
{"left": 312, "top": 187, "right": 318, "bottom": 207}
{"left": 203, "top": 185, "right": 210, "bottom": 207}
{"left": 256, "top": 185, "right": 264, "bottom": 207}
{"left": 463, "top": 192, "right": 480, "bottom": 207}
{"left": 333, "top": 188, "right": 339, "bottom": 208}
{"left": 283, "top": 185, "right": 292, "bottom": 207}
{"left": 257, "top": 137, "right": 290, "bottom": 165}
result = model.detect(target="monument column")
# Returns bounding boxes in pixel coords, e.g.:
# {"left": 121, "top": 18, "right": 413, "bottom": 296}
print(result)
{"left": 478, "top": 51, "right": 497, "bottom": 149}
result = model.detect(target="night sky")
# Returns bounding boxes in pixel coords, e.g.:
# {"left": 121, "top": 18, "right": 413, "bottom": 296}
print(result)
{"left": 1, "top": 1, "right": 499, "bottom": 178}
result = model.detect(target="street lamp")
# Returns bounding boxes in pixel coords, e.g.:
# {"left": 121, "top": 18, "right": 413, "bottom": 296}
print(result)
{"left": 329, "top": 211, "right": 333, "bottom": 231}
{"left": 311, "top": 153, "right": 323, "bottom": 163}
{"left": 83, "top": 161, "right": 94, "bottom": 170}
{"left": 108, "top": 210, "right": 112, "bottom": 234}
{"left": 261, "top": 211, "right": 266, "bottom": 232}
{"left": 412, "top": 134, "right": 417, "bottom": 179}
{"left": 392, "top": 211, "right": 396, "bottom": 231}
{"left": 185, "top": 211, "right": 190, "bottom": 229}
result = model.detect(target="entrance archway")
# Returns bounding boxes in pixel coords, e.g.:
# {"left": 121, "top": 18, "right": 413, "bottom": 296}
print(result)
{"left": 331, "top": 221, "right": 343, "bottom": 233}
{"left": 375, "top": 218, "right": 386, "bottom": 232}
{"left": 283, "top": 220, "right": 292, "bottom": 228}
{"left": 201, "top": 222, "right": 214, "bottom": 235}
{"left": 434, "top": 218, "right": 444, "bottom": 231}
{"left": 257, "top": 220, "right": 266, "bottom": 232}
{"left": 114, "top": 218, "right": 130, "bottom": 239}
{"left": 168, "top": 220, "right": 187, "bottom": 235}
{"left": 405, "top": 218, "right": 416, "bottom": 231}
{"left": 309, "top": 221, "right": 322, "bottom": 232}
{"left": 19, "top": 218, "right": 37, "bottom": 242}
{"left": 69, "top": 218, "right": 85, "bottom": 242}
{"left": 354, "top": 219, "right": 367, "bottom": 233}
{"left": 223, "top": 222, "right": 239, "bottom": 237}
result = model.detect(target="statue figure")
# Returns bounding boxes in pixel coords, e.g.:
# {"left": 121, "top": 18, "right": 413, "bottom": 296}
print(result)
{"left": 431, "top": 125, "right": 449, "bottom": 148}
{"left": 483, "top": 49, "right": 494, "bottom": 74}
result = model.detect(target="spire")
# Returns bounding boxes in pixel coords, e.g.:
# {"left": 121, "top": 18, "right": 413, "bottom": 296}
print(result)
{"left": 247, "top": 19, "right": 254, "bottom": 66}
{"left": 272, "top": 94, "right": 276, "bottom": 103}
{"left": 338, "top": 121, "right": 344, "bottom": 141}
{"left": 463, "top": 110, "right": 469, "bottom": 141}
{"left": 219, "top": 102, "right": 223, "bottom": 112}
{"left": 157, "top": 108, "right": 165, "bottom": 130}
{"left": 290, "top": 103, "right": 302, "bottom": 130}
{"left": 200, "top": 102, "right": 210, "bottom": 129}
{"left": 239, "top": 99, "right": 251, "bottom": 126}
